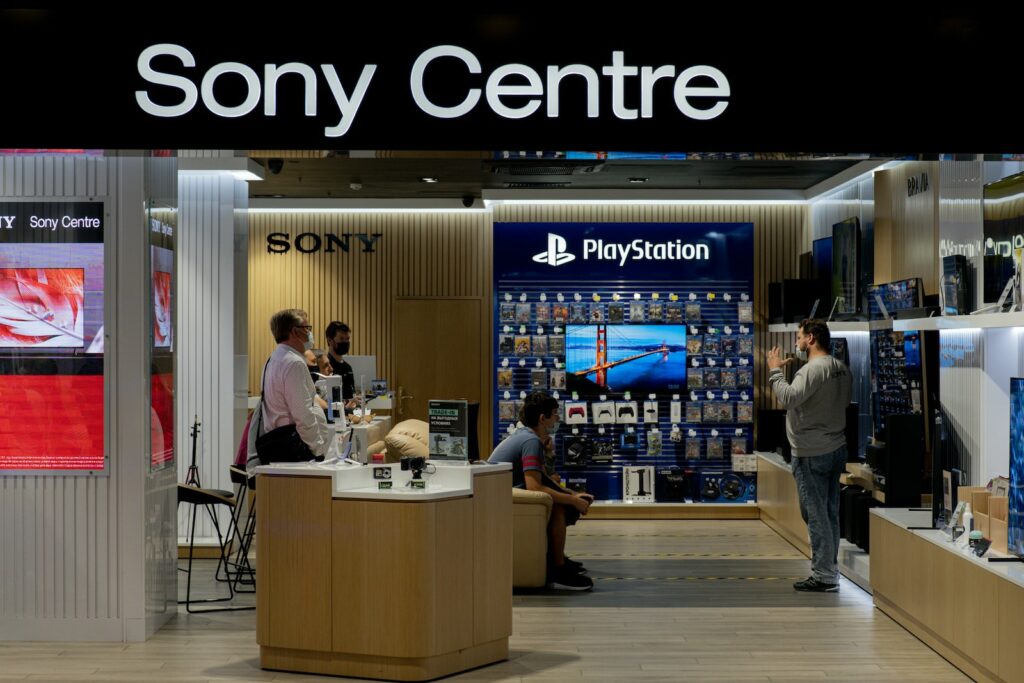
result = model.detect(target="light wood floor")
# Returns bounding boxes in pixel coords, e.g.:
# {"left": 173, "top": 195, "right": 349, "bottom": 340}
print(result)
{"left": 0, "top": 520, "right": 968, "bottom": 682}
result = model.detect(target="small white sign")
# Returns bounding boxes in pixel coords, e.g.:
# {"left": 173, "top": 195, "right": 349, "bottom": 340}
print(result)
{"left": 539, "top": 293, "right": 547, "bottom": 302}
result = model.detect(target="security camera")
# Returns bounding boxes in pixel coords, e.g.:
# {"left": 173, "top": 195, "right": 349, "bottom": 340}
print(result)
{"left": 461, "top": 195, "right": 475, "bottom": 208}
{"left": 267, "top": 158, "right": 284, "bottom": 175}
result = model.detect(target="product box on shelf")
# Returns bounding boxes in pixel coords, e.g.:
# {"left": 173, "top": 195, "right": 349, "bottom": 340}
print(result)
{"left": 623, "top": 466, "right": 655, "bottom": 502}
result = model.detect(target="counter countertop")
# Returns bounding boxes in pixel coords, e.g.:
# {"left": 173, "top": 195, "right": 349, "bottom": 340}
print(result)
{"left": 255, "top": 461, "right": 511, "bottom": 502}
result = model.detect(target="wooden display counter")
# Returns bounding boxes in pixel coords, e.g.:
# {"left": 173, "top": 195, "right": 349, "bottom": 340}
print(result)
{"left": 756, "top": 453, "right": 810, "bottom": 557}
{"left": 256, "top": 462, "right": 512, "bottom": 681}
{"left": 871, "top": 508, "right": 1024, "bottom": 683}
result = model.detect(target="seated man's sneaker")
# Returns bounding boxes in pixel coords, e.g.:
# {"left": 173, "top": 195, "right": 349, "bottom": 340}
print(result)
{"left": 547, "top": 566, "right": 593, "bottom": 591}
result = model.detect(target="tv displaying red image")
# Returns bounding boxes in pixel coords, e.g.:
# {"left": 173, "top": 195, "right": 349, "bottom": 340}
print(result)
{"left": 0, "top": 268, "right": 84, "bottom": 347}
{"left": 153, "top": 270, "right": 172, "bottom": 348}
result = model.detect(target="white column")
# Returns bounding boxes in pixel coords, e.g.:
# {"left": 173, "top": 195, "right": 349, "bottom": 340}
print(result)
{"left": 177, "top": 157, "right": 260, "bottom": 543}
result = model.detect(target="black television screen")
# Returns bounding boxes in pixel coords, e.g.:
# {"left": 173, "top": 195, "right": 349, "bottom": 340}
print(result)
{"left": 812, "top": 237, "right": 832, "bottom": 281}
{"left": 832, "top": 217, "right": 861, "bottom": 315}
{"left": 565, "top": 324, "right": 686, "bottom": 394}
{"left": 1009, "top": 377, "right": 1024, "bottom": 558}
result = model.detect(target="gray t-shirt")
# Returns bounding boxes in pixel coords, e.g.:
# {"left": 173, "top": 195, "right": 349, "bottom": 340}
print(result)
{"left": 768, "top": 354, "right": 852, "bottom": 457}
{"left": 488, "top": 427, "right": 544, "bottom": 487}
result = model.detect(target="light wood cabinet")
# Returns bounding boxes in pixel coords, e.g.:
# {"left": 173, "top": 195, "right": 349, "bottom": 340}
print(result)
{"left": 871, "top": 512, "right": 1024, "bottom": 683}
{"left": 257, "top": 470, "right": 512, "bottom": 681}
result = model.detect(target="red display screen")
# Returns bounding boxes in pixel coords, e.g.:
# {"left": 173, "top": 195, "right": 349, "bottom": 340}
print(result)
{"left": 0, "top": 202, "right": 105, "bottom": 472}
{"left": 0, "top": 375, "right": 103, "bottom": 469}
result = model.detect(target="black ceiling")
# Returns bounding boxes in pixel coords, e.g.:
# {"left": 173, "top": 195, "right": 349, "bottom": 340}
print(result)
{"left": 249, "top": 156, "right": 873, "bottom": 199}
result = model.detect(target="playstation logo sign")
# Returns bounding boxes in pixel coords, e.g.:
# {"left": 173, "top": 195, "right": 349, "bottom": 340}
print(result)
{"left": 533, "top": 233, "right": 576, "bottom": 266}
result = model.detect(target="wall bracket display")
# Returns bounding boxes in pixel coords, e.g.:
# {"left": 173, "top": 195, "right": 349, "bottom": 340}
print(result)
{"left": 493, "top": 222, "right": 754, "bottom": 502}
{"left": 0, "top": 202, "right": 106, "bottom": 473}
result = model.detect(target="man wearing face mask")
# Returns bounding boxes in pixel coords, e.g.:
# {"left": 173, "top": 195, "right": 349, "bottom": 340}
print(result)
{"left": 324, "top": 321, "right": 356, "bottom": 403}
{"left": 488, "top": 391, "right": 594, "bottom": 591}
{"left": 767, "top": 318, "right": 852, "bottom": 593}
{"left": 252, "top": 309, "right": 331, "bottom": 462}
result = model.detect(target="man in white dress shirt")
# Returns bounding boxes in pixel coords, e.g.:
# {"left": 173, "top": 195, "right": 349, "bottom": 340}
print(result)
{"left": 254, "top": 309, "right": 331, "bottom": 461}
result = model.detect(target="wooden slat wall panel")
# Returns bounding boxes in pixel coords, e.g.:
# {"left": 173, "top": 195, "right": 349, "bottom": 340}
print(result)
{"left": 876, "top": 162, "right": 939, "bottom": 294}
{"left": 247, "top": 211, "right": 491, "bottom": 397}
{"left": 491, "top": 203, "right": 810, "bottom": 413}
{"left": 0, "top": 156, "right": 119, "bottom": 625}
{"left": 247, "top": 150, "right": 330, "bottom": 159}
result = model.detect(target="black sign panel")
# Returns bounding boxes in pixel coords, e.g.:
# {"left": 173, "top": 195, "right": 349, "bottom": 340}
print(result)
{"left": 0, "top": 202, "right": 104, "bottom": 244}
{"left": 1, "top": 10, "right": 1020, "bottom": 151}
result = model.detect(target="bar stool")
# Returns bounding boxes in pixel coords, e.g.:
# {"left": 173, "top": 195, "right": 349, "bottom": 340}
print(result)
{"left": 177, "top": 484, "right": 255, "bottom": 613}
{"left": 224, "top": 466, "right": 256, "bottom": 592}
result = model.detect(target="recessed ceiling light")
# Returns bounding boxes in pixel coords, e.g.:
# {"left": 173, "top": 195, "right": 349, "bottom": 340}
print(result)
{"left": 628, "top": 177, "right": 649, "bottom": 184}
{"left": 420, "top": 176, "right": 439, "bottom": 183}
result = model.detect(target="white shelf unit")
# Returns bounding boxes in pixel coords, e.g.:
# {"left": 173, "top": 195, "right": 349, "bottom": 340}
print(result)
{"left": 767, "top": 320, "right": 892, "bottom": 334}
{"left": 892, "top": 311, "right": 1024, "bottom": 332}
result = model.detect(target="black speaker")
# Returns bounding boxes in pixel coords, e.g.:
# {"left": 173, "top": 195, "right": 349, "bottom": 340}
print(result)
{"left": 841, "top": 485, "right": 864, "bottom": 540}
{"left": 984, "top": 254, "right": 1016, "bottom": 303}
{"left": 769, "top": 280, "right": 819, "bottom": 323}
{"left": 467, "top": 401, "right": 481, "bottom": 460}
{"left": 882, "top": 413, "right": 924, "bottom": 507}
{"left": 852, "top": 492, "right": 877, "bottom": 552}
{"left": 942, "top": 254, "right": 971, "bottom": 315}
{"left": 757, "top": 409, "right": 791, "bottom": 461}
{"left": 655, "top": 467, "right": 687, "bottom": 502}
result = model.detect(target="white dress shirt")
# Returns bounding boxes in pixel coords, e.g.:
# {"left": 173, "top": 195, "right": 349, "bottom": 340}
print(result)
{"left": 257, "top": 343, "right": 330, "bottom": 458}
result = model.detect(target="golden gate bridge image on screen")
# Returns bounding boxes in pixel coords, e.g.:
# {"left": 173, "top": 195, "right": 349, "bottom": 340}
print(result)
{"left": 566, "top": 324, "right": 685, "bottom": 393}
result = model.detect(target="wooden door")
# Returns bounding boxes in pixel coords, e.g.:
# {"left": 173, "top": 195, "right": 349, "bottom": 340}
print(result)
{"left": 394, "top": 299, "right": 488, "bottom": 453}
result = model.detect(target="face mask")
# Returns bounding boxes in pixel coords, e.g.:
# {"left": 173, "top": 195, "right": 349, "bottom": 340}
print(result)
{"left": 304, "top": 330, "right": 314, "bottom": 351}
{"left": 794, "top": 342, "right": 808, "bottom": 361}
{"left": 335, "top": 341, "right": 350, "bottom": 355}
{"left": 548, "top": 418, "right": 561, "bottom": 435}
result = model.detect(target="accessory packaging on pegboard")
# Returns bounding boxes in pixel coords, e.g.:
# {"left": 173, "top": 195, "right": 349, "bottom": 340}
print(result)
{"left": 493, "top": 222, "right": 757, "bottom": 502}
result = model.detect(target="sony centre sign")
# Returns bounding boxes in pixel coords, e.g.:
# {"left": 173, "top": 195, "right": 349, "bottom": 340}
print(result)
{"left": 136, "top": 44, "right": 731, "bottom": 137}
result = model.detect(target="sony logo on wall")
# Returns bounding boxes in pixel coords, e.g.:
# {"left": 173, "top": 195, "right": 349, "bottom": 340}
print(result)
{"left": 532, "top": 232, "right": 710, "bottom": 268}
{"left": 136, "top": 44, "right": 731, "bottom": 138}
{"left": 266, "top": 232, "right": 382, "bottom": 254}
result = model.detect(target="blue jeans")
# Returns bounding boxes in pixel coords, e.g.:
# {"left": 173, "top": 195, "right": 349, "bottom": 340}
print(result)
{"left": 791, "top": 446, "right": 848, "bottom": 584}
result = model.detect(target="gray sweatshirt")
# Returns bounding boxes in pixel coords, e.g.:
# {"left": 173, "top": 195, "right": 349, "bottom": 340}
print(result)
{"left": 768, "top": 355, "right": 852, "bottom": 457}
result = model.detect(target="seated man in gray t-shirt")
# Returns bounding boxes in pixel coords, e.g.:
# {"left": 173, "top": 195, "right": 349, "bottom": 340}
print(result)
{"left": 489, "top": 392, "right": 594, "bottom": 591}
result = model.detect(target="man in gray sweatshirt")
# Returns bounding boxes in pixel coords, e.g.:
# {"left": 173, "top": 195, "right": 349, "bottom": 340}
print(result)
{"left": 768, "top": 318, "right": 852, "bottom": 592}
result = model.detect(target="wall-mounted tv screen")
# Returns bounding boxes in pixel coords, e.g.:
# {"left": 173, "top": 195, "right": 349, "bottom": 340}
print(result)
{"left": 832, "top": 217, "right": 861, "bottom": 315}
{"left": 1009, "top": 377, "right": 1024, "bottom": 558}
{"left": 0, "top": 268, "right": 85, "bottom": 347}
{"left": 566, "top": 324, "right": 686, "bottom": 394}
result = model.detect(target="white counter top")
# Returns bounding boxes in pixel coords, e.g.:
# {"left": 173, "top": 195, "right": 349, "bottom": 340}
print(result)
{"left": 255, "top": 461, "right": 511, "bottom": 502}
{"left": 872, "top": 507, "right": 1024, "bottom": 590}
{"left": 870, "top": 507, "right": 932, "bottom": 529}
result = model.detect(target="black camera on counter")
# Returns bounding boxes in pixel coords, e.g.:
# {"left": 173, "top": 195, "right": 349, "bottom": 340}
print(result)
{"left": 401, "top": 456, "right": 427, "bottom": 478}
